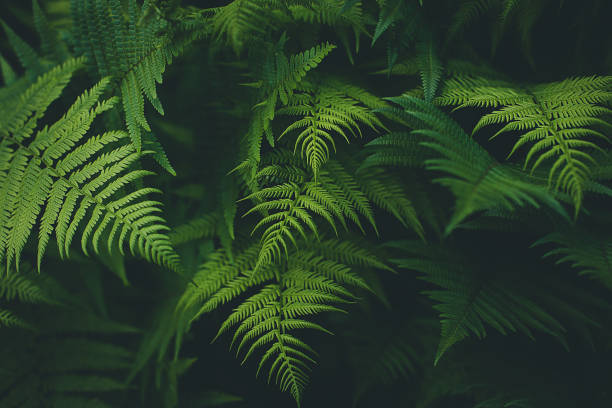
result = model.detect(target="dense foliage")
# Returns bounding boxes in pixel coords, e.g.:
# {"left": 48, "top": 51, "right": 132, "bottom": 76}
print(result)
{"left": 1, "top": 0, "right": 611, "bottom": 407}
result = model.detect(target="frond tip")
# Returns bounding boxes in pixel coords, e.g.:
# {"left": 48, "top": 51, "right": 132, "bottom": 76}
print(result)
{"left": 0, "top": 59, "right": 180, "bottom": 272}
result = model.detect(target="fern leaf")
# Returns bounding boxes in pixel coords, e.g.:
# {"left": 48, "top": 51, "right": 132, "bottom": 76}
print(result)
{"left": 383, "top": 95, "right": 567, "bottom": 234}
{"left": 0, "top": 59, "right": 180, "bottom": 272}
{"left": 179, "top": 235, "right": 387, "bottom": 405}
{"left": 277, "top": 79, "right": 382, "bottom": 177}
{"left": 438, "top": 74, "right": 612, "bottom": 215}
{"left": 535, "top": 231, "right": 612, "bottom": 290}
{"left": 392, "top": 242, "right": 571, "bottom": 365}
{"left": 71, "top": 0, "right": 204, "bottom": 152}
{"left": 416, "top": 37, "right": 443, "bottom": 103}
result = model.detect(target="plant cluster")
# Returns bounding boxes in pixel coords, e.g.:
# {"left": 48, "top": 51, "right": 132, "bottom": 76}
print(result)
{"left": 1, "top": 0, "right": 611, "bottom": 407}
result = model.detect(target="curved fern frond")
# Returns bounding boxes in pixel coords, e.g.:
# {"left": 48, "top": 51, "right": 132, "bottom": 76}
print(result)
{"left": 277, "top": 79, "right": 383, "bottom": 177}
{"left": 438, "top": 74, "right": 612, "bottom": 214}
{"left": 391, "top": 241, "right": 576, "bottom": 365}
{"left": 535, "top": 230, "right": 612, "bottom": 290}
{"left": 246, "top": 150, "right": 414, "bottom": 271}
{"left": 381, "top": 95, "right": 566, "bottom": 234}
{"left": 0, "top": 266, "right": 137, "bottom": 407}
{"left": 71, "top": 0, "right": 205, "bottom": 151}
{"left": 168, "top": 212, "right": 219, "bottom": 246}
{"left": 0, "top": 59, "right": 180, "bottom": 272}
{"left": 178, "top": 235, "right": 388, "bottom": 405}
{"left": 243, "top": 182, "right": 335, "bottom": 273}
{"left": 235, "top": 40, "right": 336, "bottom": 178}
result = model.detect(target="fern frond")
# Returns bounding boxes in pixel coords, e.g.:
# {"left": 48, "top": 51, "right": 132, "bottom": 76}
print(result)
{"left": 371, "top": 0, "right": 406, "bottom": 45}
{"left": 277, "top": 79, "right": 382, "bottom": 177}
{"left": 416, "top": 37, "right": 443, "bottom": 102}
{"left": 438, "top": 74, "right": 612, "bottom": 214}
{"left": 354, "top": 165, "right": 424, "bottom": 237}
{"left": 235, "top": 41, "right": 335, "bottom": 178}
{"left": 392, "top": 242, "right": 572, "bottom": 365}
{"left": 0, "top": 20, "right": 44, "bottom": 75}
{"left": 383, "top": 95, "right": 566, "bottom": 234}
{"left": 246, "top": 152, "right": 403, "bottom": 271}
{"left": 169, "top": 212, "right": 219, "bottom": 246}
{"left": 244, "top": 182, "right": 333, "bottom": 272}
{"left": 535, "top": 231, "right": 612, "bottom": 290}
{"left": 71, "top": 0, "right": 205, "bottom": 151}
{"left": 0, "top": 267, "right": 51, "bottom": 304}
{"left": 0, "top": 265, "right": 137, "bottom": 407}
{"left": 179, "top": 235, "right": 388, "bottom": 405}
{"left": 0, "top": 59, "right": 180, "bottom": 272}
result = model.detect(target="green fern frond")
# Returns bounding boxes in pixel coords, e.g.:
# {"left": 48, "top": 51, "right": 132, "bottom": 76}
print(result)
{"left": 71, "top": 0, "right": 205, "bottom": 151}
{"left": 0, "top": 59, "right": 180, "bottom": 272}
{"left": 438, "top": 74, "right": 612, "bottom": 214}
{"left": 235, "top": 41, "right": 335, "bottom": 178}
{"left": 169, "top": 213, "right": 219, "bottom": 246}
{"left": 535, "top": 231, "right": 612, "bottom": 290}
{"left": 0, "top": 267, "right": 136, "bottom": 407}
{"left": 392, "top": 241, "right": 570, "bottom": 365}
{"left": 277, "top": 79, "right": 382, "bottom": 176}
{"left": 290, "top": 0, "right": 366, "bottom": 62}
{"left": 0, "top": 20, "right": 44, "bottom": 75}
{"left": 244, "top": 182, "right": 334, "bottom": 272}
{"left": 416, "top": 37, "right": 443, "bottom": 103}
{"left": 354, "top": 164, "right": 424, "bottom": 237}
{"left": 0, "top": 266, "right": 51, "bottom": 304}
{"left": 0, "top": 309, "right": 31, "bottom": 328}
{"left": 206, "top": 0, "right": 270, "bottom": 53}
{"left": 371, "top": 0, "right": 406, "bottom": 45}
{"left": 246, "top": 152, "right": 404, "bottom": 271}
{"left": 179, "top": 235, "right": 388, "bottom": 406}
{"left": 320, "top": 159, "right": 376, "bottom": 233}
{"left": 383, "top": 95, "right": 566, "bottom": 234}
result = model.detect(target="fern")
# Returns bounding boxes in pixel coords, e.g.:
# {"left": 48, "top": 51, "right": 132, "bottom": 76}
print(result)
{"left": 0, "top": 58, "right": 180, "bottom": 272}
{"left": 437, "top": 74, "right": 612, "bottom": 214}
{"left": 0, "top": 265, "right": 137, "bottom": 407}
{"left": 70, "top": 0, "right": 205, "bottom": 151}
{"left": 372, "top": 95, "right": 566, "bottom": 234}
{"left": 390, "top": 241, "right": 599, "bottom": 365}
{"left": 235, "top": 40, "right": 336, "bottom": 179}
{"left": 205, "top": 0, "right": 271, "bottom": 54}
{"left": 244, "top": 149, "right": 422, "bottom": 271}
{"left": 178, "top": 236, "right": 383, "bottom": 405}
{"left": 535, "top": 230, "right": 612, "bottom": 290}
{"left": 0, "top": 264, "right": 52, "bottom": 328}
{"left": 416, "top": 36, "right": 443, "bottom": 103}
{"left": 277, "top": 78, "right": 383, "bottom": 177}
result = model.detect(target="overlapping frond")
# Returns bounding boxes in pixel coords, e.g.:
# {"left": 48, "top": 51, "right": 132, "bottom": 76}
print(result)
{"left": 178, "top": 236, "right": 386, "bottom": 404}
{"left": 438, "top": 74, "right": 612, "bottom": 214}
{"left": 243, "top": 148, "right": 420, "bottom": 271}
{"left": 0, "top": 267, "right": 137, "bottom": 407}
{"left": 0, "top": 59, "right": 180, "bottom": 272}
{"left": 277, "top": 79, "right": 383, "bottom": 177}
{"left": 390, "top": 241, "right": 589, "bottom": 365}
{"left": 71, "top": 0, "right": 206, "bottom": 151}
{"left": 235, "top": 40, "right": 336, "bottom": 179}
{"left": 377, "top": 95, "right": 565, "bottom": 234}
{"left": 535, "top": 230, "right": 612, "bottom": 290}
{"left": 0, "top": 264, "right": 52, "bottom": 328}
